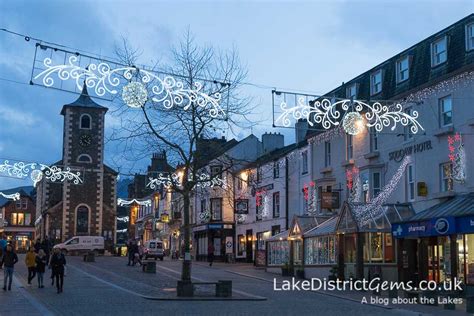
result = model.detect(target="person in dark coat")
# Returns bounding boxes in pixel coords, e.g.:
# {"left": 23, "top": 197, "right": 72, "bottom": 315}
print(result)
{"left": 34, "top": 239, "right": 42, "bottom": 253}
{"left": 2, "top": 244, "right": 18, "bottom": 291}
{"left": 208, "top": 243, "right": 215, "bottom": 267}
{"left": 131, "top": 242, "right": 140, "bottom": 266}
{"left": 35, "top": 249, "right": 47, "bottom": 288}
{"left": 50, "top": 248, "right": 66, "bottom": 293}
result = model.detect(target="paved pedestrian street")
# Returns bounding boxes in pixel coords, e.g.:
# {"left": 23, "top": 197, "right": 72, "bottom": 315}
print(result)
{"left": 0, "top": 255, "right": 467, "bottom": 316}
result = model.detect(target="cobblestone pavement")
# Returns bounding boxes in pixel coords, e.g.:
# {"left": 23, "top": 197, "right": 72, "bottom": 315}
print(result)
{"left": 0, "top": 255, "right": 465, "bottom": 316}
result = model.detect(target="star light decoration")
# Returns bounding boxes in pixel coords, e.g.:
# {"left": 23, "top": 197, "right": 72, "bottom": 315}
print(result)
{"left": 0, "top": 192, "right": 21, "bottom": 201}
{"left": 33, "top": 55, "right": 225, "bottom": 117}
{"left": 448, "top": 132, "right": 466, "bottom": 183}
{"left": 117, "top": 198, "right": 152, "bottom": 207}
{"left": 146, "top": 172, "right": 228, "bottom": 190}
{"left": 0, "top": 160, "right": 83, "bottom": 187}
{"left": 352, "top": 155, "right": 412, "bottom": 227}
{"left": 276, "top": 98, "right": 423, "bottom": 136}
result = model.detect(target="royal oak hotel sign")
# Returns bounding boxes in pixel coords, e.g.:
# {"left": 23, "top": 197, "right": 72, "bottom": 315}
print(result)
{"left": 389, "top": 140, "right": 433, "bottom": 162}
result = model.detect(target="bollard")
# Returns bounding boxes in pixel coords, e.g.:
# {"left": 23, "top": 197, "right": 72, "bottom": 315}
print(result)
{"left": 216, "top": 280, "right": 232, "bottom": 297}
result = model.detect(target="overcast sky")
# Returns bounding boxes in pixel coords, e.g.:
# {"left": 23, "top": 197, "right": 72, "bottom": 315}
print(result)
{"left": 0, "top": 0, "right": 472, "bottom": 188}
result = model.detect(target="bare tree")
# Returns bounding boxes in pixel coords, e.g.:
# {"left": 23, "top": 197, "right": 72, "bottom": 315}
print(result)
{"left": 110, "top": 30, "right": 252, "bottom": 285}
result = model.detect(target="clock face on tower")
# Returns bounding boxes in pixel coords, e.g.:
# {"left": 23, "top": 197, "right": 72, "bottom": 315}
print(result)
{"left": 79, "top": 134, "right": 92, "bottom": 147}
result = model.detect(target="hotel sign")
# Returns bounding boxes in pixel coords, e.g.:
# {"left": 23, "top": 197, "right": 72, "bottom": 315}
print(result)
{"left": 321, "top": 192, "right": 340, "bottom": 209}
{"left": 388, "top": 140, "right": 433, "bottom": 162}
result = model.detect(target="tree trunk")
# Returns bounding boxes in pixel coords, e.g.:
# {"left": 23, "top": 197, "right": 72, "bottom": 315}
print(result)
{"left": 181, "top": 192, "right": 191, "bottom": 281}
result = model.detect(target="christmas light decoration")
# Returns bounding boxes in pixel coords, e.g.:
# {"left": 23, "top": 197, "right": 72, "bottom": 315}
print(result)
{"left": 236, "top": 214, "right": 247, "bottom": 223}
{"left": 33, "top": 55, "right": 225, "bottom": 117}
{"left": 308, "top": 126, "right": 345, "bottom": 145}
{"left": 448, "top": 133, "right": 466, "bottom": 183}
{"left": 346, "top": 166, "right": 360, "bottom": 202}
{"left": 0, "top": 192, "right": 20, "bottom": 201}
{"left": 117, "top": 198, "right": 152, "bottom": 207}
{"left": 0, "top": 160, "right": 83, "bottom": 187}
{"left": 199, "top": 210, "right": 210, "bottom": 222}
{"left": 342, "top": 112, "right": 365, "bottom": 135}
{"left": 122, "top": 82, "right": 148, "bottom": 108}
{"left": 276, "top": 98, "right": 423, "bottom": 135}
{"left": 353, "top": 155, "right": 412, "bottom": 227}
{"left": 303, "top": 181, "right": 317, "bottom": 215}
{"left": 146, "top": 172, "right": 228, "bottom": 190}
{"left": 256, "top": 189, "right": 270, "bottom": 219}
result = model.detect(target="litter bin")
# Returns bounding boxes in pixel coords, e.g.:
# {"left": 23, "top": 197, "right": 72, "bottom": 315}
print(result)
{"left": 142, "top": 260, "right": 156, "bottom": 273}
{"left": 216, "top": 280, "right": 232, "bottom": 297}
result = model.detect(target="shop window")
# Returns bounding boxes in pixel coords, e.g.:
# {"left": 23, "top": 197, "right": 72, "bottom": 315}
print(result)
{"left": 210, "top": 198, "right": 222, "bottom": 221}
{"left": 440, "top": 162, "right": 453, "bottom": 192}
{"left": 363, "top": 232, "right": 395, "bottom": 263}
{"left": 267, "top": 241, "right": 289, "bottom": 266}
{"left": 344, "top": 234, "right": 357, "bottom": 263}
{"left": 304, "top": 235, "right": 336, "bottom": 265}
{"left": 237, "top": 235, "right": 245, "bottom": 256}
{"left": 256, "top": 232, "right": 267, "bottom": 250}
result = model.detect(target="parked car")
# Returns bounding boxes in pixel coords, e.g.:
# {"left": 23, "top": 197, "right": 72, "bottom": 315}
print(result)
{"left": 144, "top": 239, "right": 164, "bottom": 260}
{"left": 54, "top": 236, "right": 104, "bottom": 255}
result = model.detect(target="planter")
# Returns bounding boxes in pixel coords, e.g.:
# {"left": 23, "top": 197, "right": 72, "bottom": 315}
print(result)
{"left": 177, "top": 281, "right": 194, "bottom": 297}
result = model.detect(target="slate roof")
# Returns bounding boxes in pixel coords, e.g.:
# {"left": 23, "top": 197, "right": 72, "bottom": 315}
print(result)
{"left": 408, "top": 193, "right": 474, "bottom": 221}
{"left": 0, "top": 186, "right": 35, "bottom": 207}
{"left": 61, "top": 84, "right": 108, "bottom": 115}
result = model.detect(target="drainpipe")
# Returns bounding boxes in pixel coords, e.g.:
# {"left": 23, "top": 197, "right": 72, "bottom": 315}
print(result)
{"left": 285, "top": 156, "right": 289, "bottom": 230}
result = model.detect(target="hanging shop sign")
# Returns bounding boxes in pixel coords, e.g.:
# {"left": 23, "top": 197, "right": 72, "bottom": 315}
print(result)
{"left": 392, "top": 216, "right": 455, "bottom": 238}
{"left": 321, "top": 192, "right": 340, "bottom": 209}
{"left": 388, "top": 140, "right": 432, "bottom": 162}
{"left": 235, "top": 199, "right": 249, "bottom": 214}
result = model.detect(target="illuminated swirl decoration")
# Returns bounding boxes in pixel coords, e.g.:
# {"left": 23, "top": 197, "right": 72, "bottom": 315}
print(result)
{"left": 353, "top": 155, "right": 412, "bottom": 227}
{"left": 0, "top": 192, "right": 21, "bottom": 201}
{"left": 33, "top": 56, "right": 225, "bottom": 118}
{"left": 275, "top": 97, "right": 424, "bottom": 135}
{"left": 0, "top": 160, "right": 83, "bottom": 187}
{"left": 117, "top": 198, "right": 152, "bottom": 207}
{"left": 146, "top": 172, "right": 227, "bottom": 189}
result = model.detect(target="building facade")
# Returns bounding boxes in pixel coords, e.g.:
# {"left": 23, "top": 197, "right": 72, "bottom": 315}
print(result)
{"left": 35, "top": 85, "right": 118, "bottom": 252}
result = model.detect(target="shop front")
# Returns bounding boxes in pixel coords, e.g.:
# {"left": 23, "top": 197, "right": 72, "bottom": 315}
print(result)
{"left": 336, "top": 202, "right": 414, "bottom": 281}
{"left": 193, "top": 222, "right": 234, "bottom": 262}
{"left": 266, "top": 230, "right": 290, "bottom": 274}
{"left": 392, "top": 193, "right": 474, "bottom": 285}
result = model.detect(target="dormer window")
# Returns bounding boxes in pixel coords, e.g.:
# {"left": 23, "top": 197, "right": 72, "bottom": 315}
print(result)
{"left": 80, "top": 114, "right": 92, "bottom": 129}
{"left": 431, "top": 36, "right": 447, "bottom": 67}
{"left": 467, "top": 22, "right": 474, "bottom": 51}
{"left": 370, "top": 70, "right": 382, "bottom": 95}
{"left": 396, "top": 56, "right": 409, "bottom": 83}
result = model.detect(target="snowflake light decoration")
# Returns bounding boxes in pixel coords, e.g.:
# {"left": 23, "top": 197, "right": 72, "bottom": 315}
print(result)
{"left": 0, "top": 192, "right": 20, "bottom": 201}
{"left": 122, "top": 82, "right": 148, "bottom": 108}
{"left": 117, "top": 198, "right": 152, "bottom": 207}
{"left": 276, "top": 98, "right": 423, "bottom": 135}
{"left": 146, "top": 172, "right": 227, "bottom": 190}
{"left": 33, "top": 55, "right": 225, "bottom": 117}
{"left": 0, "top": 160, "right": 83, "bottom": 187}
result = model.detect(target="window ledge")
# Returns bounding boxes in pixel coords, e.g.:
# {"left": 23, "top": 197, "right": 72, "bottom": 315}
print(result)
{"left": 364, "top": 152, "right": 380, "bottom": 159}
{"left": 341, "top": 159, "right": 355, "bottom": 167}
{"left": 434, "top": 126, "right": 454, "bottom": 137}
{"left": 432, "top": 191, "right": 456, "bottom": 199}
{"left": 320, "top": 167, "right": 333, "bottom": 174}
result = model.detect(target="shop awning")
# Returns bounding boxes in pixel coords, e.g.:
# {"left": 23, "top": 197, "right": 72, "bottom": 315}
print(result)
{"left": 304, "top": 216, "right": 338, "bottom": 238}
{"left": 408, "top": 193, "right": 474, "bottom": 221}
{"left": 266, "top": 230, "right": 289, "bottom": 242}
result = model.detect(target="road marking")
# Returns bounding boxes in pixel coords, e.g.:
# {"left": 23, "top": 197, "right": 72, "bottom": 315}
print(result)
{"left": 12, "top": 275, "right": 55, "bottom": 316}
{"left": 155, "top": 264, "right": 267, "bottom": 300}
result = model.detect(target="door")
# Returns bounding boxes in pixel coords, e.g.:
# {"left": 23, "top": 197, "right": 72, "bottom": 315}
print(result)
{"left": 246, "top": 229, "right": 253, "bottom": 263}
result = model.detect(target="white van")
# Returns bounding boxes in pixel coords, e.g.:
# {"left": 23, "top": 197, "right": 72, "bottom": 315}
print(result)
{"left": 144, "top": 239, "right": 164, "bottom": 260}
{"left": 54, "top": 236, "right": 104, "bottom": 254}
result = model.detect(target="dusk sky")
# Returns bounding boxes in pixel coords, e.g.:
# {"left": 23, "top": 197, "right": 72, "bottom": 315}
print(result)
{"left": 0, "top": 0, "right": 472, "bottom": 188}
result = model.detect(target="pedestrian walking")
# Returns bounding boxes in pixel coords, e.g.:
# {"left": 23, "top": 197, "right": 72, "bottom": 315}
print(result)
{"left": 2, "top": 244, "right": 18, "bottom": 291}
{"left": 50, "top": 248, "right": 66, "bottom": 293}
{"left": 35, "top": 249, "right": 47, "bottom": 288}
{"left": 42, "top": 238, "right": 51, "bottom": 263}
{"left": 25, "top": 247, "right": 36, "bottom": 285}
{"left": 0, "top": 234, "right": 7, "bottom": 269}
{"left": 33, "top": 238, "right": 41, "bottom": 253}
{"left": 126, "top": 240, "right": 133, "bottom": 266}
{"left": 208, "top": 243, "right": 214, "bottom": 267}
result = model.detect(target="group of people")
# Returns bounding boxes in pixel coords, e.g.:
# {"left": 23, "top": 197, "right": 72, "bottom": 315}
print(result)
{"left": 0, "top": 235, "right": 66, "bottom": 294}
{"left": 126, "top": 239, "right": 144, "bottom": 266}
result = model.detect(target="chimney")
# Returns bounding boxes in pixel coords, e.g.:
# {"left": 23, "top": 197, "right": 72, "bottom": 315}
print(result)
{"left": 295, "top": 119, "right": 308, "bottom": 143}
{"left": 262, "top": 132, "right": 284, "bottom": 153}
